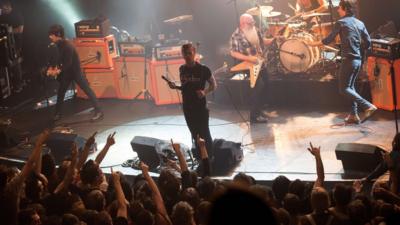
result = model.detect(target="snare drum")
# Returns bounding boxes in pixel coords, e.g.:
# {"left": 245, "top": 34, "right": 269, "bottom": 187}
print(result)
{"left": 311, "top": 22, "right": 340, "bottom": 44}
{"left": 279, "top": 32, "right": 320, "bottom": 73}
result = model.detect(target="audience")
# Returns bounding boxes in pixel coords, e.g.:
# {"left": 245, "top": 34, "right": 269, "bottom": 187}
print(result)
{"left": 0, "top": 130, "right": 400, "bottom": 225}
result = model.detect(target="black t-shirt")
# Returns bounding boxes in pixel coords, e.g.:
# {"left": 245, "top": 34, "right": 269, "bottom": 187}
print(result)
{"left": 179, "top": 62, "right": 211, "bottom": 108}
{"left": 55, "top": 39, "right": 83, "bottom": 81}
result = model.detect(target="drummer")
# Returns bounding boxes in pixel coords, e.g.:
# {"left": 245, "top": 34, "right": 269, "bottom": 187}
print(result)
{"left": 296, "top": 0, "right": 328, "bottom": 15}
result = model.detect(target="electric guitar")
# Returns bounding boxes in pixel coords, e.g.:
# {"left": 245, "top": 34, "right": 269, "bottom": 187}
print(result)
{"left": 230, "top": 51, "right": 265, "bottom": 88}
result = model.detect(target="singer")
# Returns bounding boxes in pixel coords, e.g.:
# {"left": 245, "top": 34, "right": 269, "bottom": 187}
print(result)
{"left": 166, "top": 43, "right": 216, "bottom": 158}
{"left": 47, "top": 24, "right": 103, "bottom": 121}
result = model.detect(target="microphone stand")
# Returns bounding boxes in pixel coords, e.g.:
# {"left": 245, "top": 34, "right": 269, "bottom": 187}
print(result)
{"left": 327, "top": 0, "right": 335, "bottom": 27}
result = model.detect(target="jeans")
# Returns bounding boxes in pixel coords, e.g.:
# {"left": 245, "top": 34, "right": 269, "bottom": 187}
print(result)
{"left": 183, "top": 105, "right": 213, "bottom": 158}
{"left": 338, "top": 59, "right": 373, "bottom": 115}
{"left": 56, "top": 73, "right": 100, "bottom": 114}
{"left": 250, "top": 68, "right": 269, "bottom": 118}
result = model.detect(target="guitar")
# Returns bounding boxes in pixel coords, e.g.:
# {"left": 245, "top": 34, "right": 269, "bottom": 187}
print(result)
{"left": 230, "top": 53, "right": 265, "bottom": 88}
{"left": 46, "top": 66, "right": 61, "bottom": 78}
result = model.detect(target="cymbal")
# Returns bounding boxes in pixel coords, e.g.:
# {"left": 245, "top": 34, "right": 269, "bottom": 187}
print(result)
{"left": 163, "top": 15, "right": 193, "bottom": 24}
{"left": 246, "top": 5, "right": 273, "bottom": 16}
{"left": 302, "top": 12, "right": 330, "bottom": 18}
{"left": 263, "top": 11, "right": 281, "bottom": 18}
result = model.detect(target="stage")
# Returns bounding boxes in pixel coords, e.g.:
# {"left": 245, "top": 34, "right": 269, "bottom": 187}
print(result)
{"left": 1, "top": 93, "right": 396, "bottom": 182}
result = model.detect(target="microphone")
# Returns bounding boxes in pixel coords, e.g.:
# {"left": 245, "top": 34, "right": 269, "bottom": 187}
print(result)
{"left": 161, "top": 75, "right": 171, "bottom": 83}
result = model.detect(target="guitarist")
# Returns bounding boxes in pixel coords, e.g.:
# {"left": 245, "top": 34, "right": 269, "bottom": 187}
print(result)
{"left": 307, "top": 0, "right": 376, "bottom": 124}
{"left": 230, "top": 13, "right": 273, "bottom": 123}
{"left": 47, "top": 24, "right": 103, "bottom": 121}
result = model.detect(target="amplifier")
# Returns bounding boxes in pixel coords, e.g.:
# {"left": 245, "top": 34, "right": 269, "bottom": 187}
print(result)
{"left": 118, "top": 41, "right": 150, "bottom": 57}
{"left": 370, "top": 37, "right": 400, "bottom": 60}
{"left": 154, "top": 45, "right": 182, "bottom": 60}
{"left": 74, "top": 18, "right": 110, "bottom": 38}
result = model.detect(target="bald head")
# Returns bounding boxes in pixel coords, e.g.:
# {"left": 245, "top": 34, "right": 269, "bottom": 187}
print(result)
{"left": 239, "top": 14, "right": 255, "bottom": 29}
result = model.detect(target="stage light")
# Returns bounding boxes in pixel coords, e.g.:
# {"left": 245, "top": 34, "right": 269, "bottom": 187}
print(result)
{"left": 42, "top": 0, "right": 81, "bottom": 24}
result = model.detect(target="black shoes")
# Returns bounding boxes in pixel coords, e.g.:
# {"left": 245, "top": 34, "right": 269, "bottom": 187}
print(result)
{"left": 344, "top": 114, "right": 361, "bottom": 125}
{"left": 361, "top": 105, "right": 378, "bottom": 123}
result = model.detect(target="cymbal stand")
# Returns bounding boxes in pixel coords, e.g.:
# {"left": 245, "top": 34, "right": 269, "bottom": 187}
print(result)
{"left": 134, "top": 46, "right": 153, "bottom": 101}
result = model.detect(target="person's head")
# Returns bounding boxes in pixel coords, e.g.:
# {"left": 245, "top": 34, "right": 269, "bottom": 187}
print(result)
{"left": 84, "top": 190, "right": 105, "bottom": 212}
{"left": 129, "top": 201, "right": 155, "bottom": 225}
{"left": 195, "top": 201, "right": 211, "bottom": 225}
{"left": 333, "top": 183, "right": 353, "bottom": 208}
{"left": 48, "top": 24, "right": 65, "bottom": 43}
{"left": 197, "top": 176, "right": 216, "bottom": 201}
{"left": 283, "top": 193, "right": 301, "bottom": 216}
{"left": 171, "top": 201, "right": 195, "bottom": 225}
{"left": 181, "top": 43, "right": 196, "bottom": 65}
{"left": 80, "top": 160, "right": 103, "bottom": 186}
{"left": 181, "top": 187, "right": 200, "bottom": 210}
{"left": 94, "top": 211, "right": 112, "bottom": 225}
{"left": 61, "top": 213, "right": 80, "bottom": 225}
{"left": 239, "top": 13, "right": 255, "bottom": 30}
{"left": 338, "top": 0, "right": 355, "bottom": 17}
{"left": 347, "top": 200, "right": 368, "bottom": 225}
{"left": 233, "top": 172, "right": 253, "bottom": 187}
{"left": 0, "top": 0, "right": 12, "bottom": 14}
{"left": 311, "top": 187, "right": 330, "bottom": 214}
{"left": 272, "top": 175, "right": 290, "bottom": 203}
{"left": 41, "top": 154, "right": 56, "bottom": 179}
{"left": 158, "top": 169, "right": 180, "bottom": 198}
{"left": 18, "top": 208, "right": 41, "bottom": 225}
{"left": 208, "top": 187, "right": 277, "bottom": 225}
{"left": 250, "top": 184, "right": 275, "bottom": 205}
{"left": 288, "top": 179, "right": 306, "bottom": 199}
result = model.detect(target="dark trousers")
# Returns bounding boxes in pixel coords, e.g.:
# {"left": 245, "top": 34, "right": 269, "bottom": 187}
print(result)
{"left": 250, "top": 68, "right": 269, "bottom": 118}
{"left": 55, "top": 73, "right": 100, "bottom": 114}
{"left": 183, "top": 105, "right": 213, "bottom": 158}
{"left": 338, "top": 59, "right": 373, "bottom": 115}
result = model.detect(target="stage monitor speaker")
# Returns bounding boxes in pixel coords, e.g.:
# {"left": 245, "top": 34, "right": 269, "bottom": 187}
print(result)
{"left": 73, "top": 35, "right": 118, "bottom": 69}
{"left": 77, "top": 68, "right": 118, "bottom": 99}
{"left": 367, "top": 57, "right": 400, "bottom": 110}
{"left": 130, "top": 136, "right": 161, "bottom": 170}
{"left": 150, "top": 59, "right": 184, "bottom": 105}
{"left": 113, "top": 56, "right": 152, "bottom": 99}
{"left": 211, "top": 139, "right": 243, "bottom": 175}
{"left": 46, "top": 133, "right": 91, "bottom": 165}
{"left": 335, "top": 143, "right": 384, "bottom": 177}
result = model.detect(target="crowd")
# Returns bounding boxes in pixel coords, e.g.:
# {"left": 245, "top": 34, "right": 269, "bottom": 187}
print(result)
{"left": 1, "top": 130, "right": 400, "bottom": 225}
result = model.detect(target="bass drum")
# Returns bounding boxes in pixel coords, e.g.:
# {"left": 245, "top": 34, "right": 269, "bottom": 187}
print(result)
{"left": 279, "top": 32, "right": 320, "bottom": 73}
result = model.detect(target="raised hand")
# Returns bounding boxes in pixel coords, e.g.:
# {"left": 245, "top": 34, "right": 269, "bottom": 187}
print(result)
{"left": 307, "top": 142, "right": 321, "bottom": 157}
{"left": 140, "top": 162, "right": 149, "bottom": 173}
{"left": 171, "top": 139, "right": 181, "bottom": 153}
{"left": 85, "top": 131, "right": 97, "bottom": 147}
{"left": 106, "top": 132, "right": 116, "bottom": 146}
{"left": 36, "top": 129, "right": 50, "bottom": 146}
{"left": 353, "top": 179, "right": 364, "bottom": 193}
{"left": 197, "top": 135, "right": 206, "bottom": 149}
{"left": 111, "top": 167, "right": 120, "bottom": 182}
{"left": 71, "top": 143, "right": 78, "bottom": 159}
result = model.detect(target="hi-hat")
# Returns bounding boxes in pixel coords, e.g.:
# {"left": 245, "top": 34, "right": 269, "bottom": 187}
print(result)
{"left": 163, "top": 15, "right": 193, "bottom": 24}
{"left": 246, "top": 5, "right": 273, "bottom": 16}
{"left": 263, "top": 11, "right": 281, "bottom": 18}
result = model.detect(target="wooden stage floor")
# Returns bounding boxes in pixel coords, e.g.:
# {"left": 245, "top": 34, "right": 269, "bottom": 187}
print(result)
{"left": 5, "top": 98, "right": 397, "bottom": 182}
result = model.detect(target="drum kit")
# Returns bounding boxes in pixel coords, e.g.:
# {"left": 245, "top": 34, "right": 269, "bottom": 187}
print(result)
{"left": 245, "top": 4, "right": 340, "bottom": 74}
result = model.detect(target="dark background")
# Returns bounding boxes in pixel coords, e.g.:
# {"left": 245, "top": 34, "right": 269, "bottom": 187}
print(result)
{"left": 9, "top": 0, "right": 400, "bottom": 77}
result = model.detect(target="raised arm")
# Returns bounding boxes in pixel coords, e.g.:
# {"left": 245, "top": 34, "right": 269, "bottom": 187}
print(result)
{"left": 141, "top": 162, "right": 171, "bottom": 225}
{"left": 308, "top": 142, "right": 325, "bottom": 188}
{"left": 111, "top": 168, "right": 128, "bottom": 219}
{"left": 197, "top": 135, "right": 211, "bottom": 177}
{"left": 54, "top": 143, "right": 78, "bottom": 194}
{"left": 95, "top": 132, "right": 116, "bottom": 165}
{"left": 77, "top": 131, "right": 97, "bottom": 170}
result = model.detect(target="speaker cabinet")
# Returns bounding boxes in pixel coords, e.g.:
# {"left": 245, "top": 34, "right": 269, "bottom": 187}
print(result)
{"left": 150, "top": 59, "right": 184, "bottom": 105}
{"left": 77, "top": 68, "right": 118, "bottom": 99}
{"left": 335, "top": 143, "right": 384, "bottom": 177}
{"left": 367, "top": 57, "right": 400, "bottom": 110}
{"left": 113, "top": 56, "right": 152, "bottom": 99}
{"left": 131, "top": 136, "right": 161, "bottom": 170}
{"left": 73, "top": 35, "right": 118, "bottom": 69}
{"left": 46, "top": 133, "right": 93, "bottom": 164}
